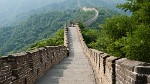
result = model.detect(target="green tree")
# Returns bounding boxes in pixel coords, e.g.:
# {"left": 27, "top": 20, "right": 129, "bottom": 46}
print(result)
{"left": 97, "top": 0, "right": 150, "bottom": 62}
{"left": 99, "top": 15, "right": 134, "bottom": 57}
{"left": 119, "top": 24, "right": 150, "bottom": 62}
{"left": 117, "top": 0, "right": 150, "bottom": 25}
{"left": 28, "top": 29, "right": 64, "bottom": 50}
{"left": 84, "top": 0, "right": 150, "bottom": 62}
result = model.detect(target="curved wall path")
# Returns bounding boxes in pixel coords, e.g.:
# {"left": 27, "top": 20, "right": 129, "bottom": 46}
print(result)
{"left": 36, "top": 26, "right": 96, "bottom": 84}
{"left": 77, "top": 0, "right": 99, "bottom": 25}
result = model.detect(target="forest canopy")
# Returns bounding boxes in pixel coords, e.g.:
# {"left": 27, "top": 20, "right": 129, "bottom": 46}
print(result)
{"left": 81, "top": 0, "right": 150, "bottom": 62}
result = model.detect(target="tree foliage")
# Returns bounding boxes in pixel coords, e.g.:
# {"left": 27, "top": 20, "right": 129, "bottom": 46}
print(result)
{"left": 28, "top": 29, "right": 64, "bottom": 50}
{"left": 79, "top": 23, "right": 99, "bottom": 48}
{"left": 82, "top": 0, "right": 150, "bottom": 62}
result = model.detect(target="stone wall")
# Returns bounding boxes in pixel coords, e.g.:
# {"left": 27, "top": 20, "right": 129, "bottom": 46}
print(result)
{"left": 64, "top": 24, "right": 69, "bottom": 49}
{"left": 0, "top": 24, "right": 69, "bottom": 84}
{"left": 64, "top": 24, "right": 69, "bottom": 56}
{"left": 0, "top": 46, "right": 68, "bottom": 84}
{"left": 76, "top": 24, "right": 150, "bottom": 84}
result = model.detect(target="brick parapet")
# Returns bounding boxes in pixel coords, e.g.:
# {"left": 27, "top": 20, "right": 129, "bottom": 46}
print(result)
{"left": 0, "top": 46, "right": 68, "bottom": 84}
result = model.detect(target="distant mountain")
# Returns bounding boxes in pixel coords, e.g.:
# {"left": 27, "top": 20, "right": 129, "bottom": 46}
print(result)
{"left": 0, "top": 0, "right": 67, "bottom": 26}
{"left": 0, "top": 0, "right": 126, "bottom": 55}
{"left": 0, "top": 0, "right": 66, "bottom": 17}
{"left": 0, "top": 0, "right": 127, "bottom": 27}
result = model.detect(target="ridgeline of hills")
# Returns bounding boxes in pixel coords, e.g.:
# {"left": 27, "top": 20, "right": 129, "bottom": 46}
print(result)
{"left": 0, "top": 0, "right": 126, "bottom": 27}
{"left": 0, "top": 0, "right": 124, "bottom": 56}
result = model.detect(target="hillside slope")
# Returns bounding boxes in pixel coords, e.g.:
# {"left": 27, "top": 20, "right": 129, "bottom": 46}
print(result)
{"left": 0, "top": 9, "right": 96, "bottom": 55}
{"left": 0, "top": 7, "right": 118, "bottom": 55}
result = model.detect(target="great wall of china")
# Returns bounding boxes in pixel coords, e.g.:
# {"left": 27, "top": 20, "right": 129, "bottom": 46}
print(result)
{"left": 0, "top": 24, "right": 150, "bottom": 84}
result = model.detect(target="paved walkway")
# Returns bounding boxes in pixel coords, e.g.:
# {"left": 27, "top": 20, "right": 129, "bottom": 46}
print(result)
{"left": 36, "top": 26, "right": 96, "bottom": 84}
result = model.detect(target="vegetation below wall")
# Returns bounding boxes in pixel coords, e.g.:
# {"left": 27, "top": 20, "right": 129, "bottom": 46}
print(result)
{"left": 79, "top": 0, "right": 150, "bottom": 63}
{"left": 0, "top": 9, "right": 95, "bottom": 56}
{"left": 78, "top": 22, "right": 99, "bottom": 48}
{"left": 28, "top": 29, "right": 64, "bottom": 50}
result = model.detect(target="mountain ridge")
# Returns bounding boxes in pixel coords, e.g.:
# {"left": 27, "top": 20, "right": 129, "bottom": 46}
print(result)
{"left": 0, "top": 0, "right": 125, "bottom": 55}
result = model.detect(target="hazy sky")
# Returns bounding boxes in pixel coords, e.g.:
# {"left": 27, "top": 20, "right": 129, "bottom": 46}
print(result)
{"left": 0, "top": 0, "right": 66, "bottom": 19}
{"left": 0, "top": 0, "right": 126, "bottom": 23}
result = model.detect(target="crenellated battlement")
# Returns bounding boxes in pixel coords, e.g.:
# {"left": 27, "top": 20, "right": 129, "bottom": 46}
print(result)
{"left": 0, "top": 46, "right": 68, "bottom": 84}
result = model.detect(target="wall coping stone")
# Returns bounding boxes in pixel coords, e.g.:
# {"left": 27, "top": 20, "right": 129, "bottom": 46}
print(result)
{"left": 10, "top": 52, "right": 27, "bottom": 57}
{"left": 116, "top": 58, "right": 145, "bottom": 71}
{"left": 100, "top": 53, "right": 110, "bottom": 59}
{"left": 91, "top": 49, "right": 104, "bottom": 54}
{"left": 106, "top": 56, "right": 119, "bottom": 63}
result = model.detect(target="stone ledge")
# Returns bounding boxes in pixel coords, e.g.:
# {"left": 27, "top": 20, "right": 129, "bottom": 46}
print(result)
{"left": 116, "top": 58, "right": 142, "bottom": 71}
{"left": 100, "top": 53, "right": 110, "bottom": 59}
{"left": 106, "top": 56, "right": 119, "bottom": 63}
